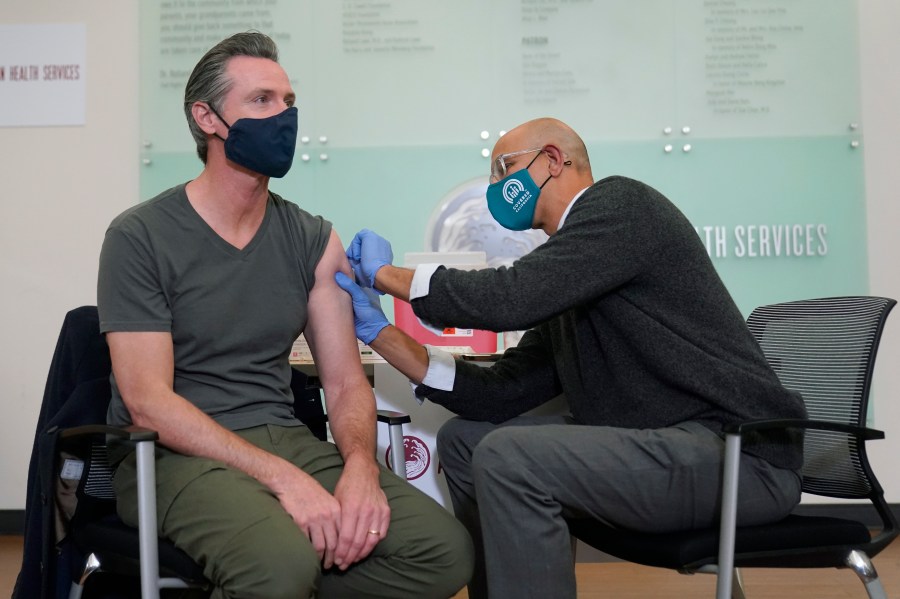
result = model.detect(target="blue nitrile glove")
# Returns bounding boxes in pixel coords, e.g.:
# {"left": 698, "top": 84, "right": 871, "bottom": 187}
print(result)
{"left": 345, "top": 229, "right": 393, "bottom": 292}
{"left": 335, "top": 272, "right": 390, "bottom": 345}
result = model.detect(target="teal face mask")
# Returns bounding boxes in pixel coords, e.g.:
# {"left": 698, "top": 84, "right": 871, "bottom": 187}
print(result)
{"left": 486, "top": 151, "right": 548, "bottom": 231}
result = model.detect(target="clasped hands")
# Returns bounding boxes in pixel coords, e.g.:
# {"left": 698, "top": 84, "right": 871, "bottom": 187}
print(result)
{"left": 336, "top": 229, "right": 395, "bottom": 344}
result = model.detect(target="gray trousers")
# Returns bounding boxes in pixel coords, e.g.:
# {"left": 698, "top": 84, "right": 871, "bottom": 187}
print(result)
{"left": 437, "top": 415, "right": 802, "bottom": 599}
{"left": 114, "top": 425, "right": 474, "bottom": 599}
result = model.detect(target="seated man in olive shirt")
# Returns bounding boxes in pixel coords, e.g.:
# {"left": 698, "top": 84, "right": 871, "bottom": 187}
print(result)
{"left": 98, "top": 31, "right": 472, "bottom": 599}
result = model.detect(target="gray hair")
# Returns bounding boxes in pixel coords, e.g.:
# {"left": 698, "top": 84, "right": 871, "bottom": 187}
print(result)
{"left": 184, "top": 31, "right": 279, "bottom": 163}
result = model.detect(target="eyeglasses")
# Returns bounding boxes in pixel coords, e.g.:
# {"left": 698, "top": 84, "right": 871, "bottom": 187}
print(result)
{"left": 490, "top": 147, "right": 543, "bottom": 183}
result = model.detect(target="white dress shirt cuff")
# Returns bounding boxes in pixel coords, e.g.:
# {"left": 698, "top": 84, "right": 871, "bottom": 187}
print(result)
{"left": 409, "top": 263, "right": 442, "bottom": 300}
{"left": 421, "top": 344, "right": 457, "bottom": 391}
{"left": 408, "top": 345, "right": 456, "bottom": 404}
{"left": 407, "top": 264, "right": 446, "bottom": 336}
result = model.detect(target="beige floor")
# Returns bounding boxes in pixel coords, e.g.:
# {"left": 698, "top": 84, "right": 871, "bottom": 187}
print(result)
{"left": 2, "top": 534, "right": 898, "bottom": 597}
{"left": 0, "top": 537, "right": 22, "bottom": 597}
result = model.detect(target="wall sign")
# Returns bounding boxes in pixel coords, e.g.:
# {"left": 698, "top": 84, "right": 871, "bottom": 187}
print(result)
{"left": 0, "top": 24, "right": 86, "bottom": 127}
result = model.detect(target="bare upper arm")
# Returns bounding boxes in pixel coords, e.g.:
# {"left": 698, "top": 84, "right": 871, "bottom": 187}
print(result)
{"left": 105, "top": 331, "right": 175, "bottom": 407}
{"left": 304, "top": 230, "right": 371, "bottom": 397}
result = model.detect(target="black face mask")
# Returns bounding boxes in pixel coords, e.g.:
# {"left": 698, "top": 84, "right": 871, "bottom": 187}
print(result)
{"left": 210, "top": 105, "right": 298, "bottom": 178}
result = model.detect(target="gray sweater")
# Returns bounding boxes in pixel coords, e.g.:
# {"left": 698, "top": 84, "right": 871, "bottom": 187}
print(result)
{"left": 413, "top": 176, "right": 806, "bottom": 470}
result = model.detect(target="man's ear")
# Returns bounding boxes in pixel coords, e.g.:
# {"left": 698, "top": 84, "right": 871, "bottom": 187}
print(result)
{"left": 542, "top": 143, "right": 569, "bottom": 176}
{"left": 191, "top": 101, "right": 219, "bottom": 135}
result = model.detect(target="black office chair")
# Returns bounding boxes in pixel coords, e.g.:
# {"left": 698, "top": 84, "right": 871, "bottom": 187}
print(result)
{"left": 568, "top": 296, "right": 897, "bottom": 599}
{"left": 17, "top": 306, "right": 411, "bottom": 599}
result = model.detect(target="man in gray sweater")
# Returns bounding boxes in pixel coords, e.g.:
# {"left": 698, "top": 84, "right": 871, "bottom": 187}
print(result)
{"left": 336, "top": 117, "right": 806, "bottom": 598}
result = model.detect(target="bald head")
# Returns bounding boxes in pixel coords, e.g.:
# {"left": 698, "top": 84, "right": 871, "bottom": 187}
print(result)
{"left": 495, "top": 118, "right": 591, "bottom": 177}
{"left": 490, "top": 118, "right": 595, "bottom": 236}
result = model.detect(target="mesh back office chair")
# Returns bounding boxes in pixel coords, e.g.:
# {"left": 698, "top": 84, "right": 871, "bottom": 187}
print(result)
{"left": 19, "top": 306, "right": 411, "bottom": 599}
{"left": 569, "top": 296, "right": 897, "bottom": 599}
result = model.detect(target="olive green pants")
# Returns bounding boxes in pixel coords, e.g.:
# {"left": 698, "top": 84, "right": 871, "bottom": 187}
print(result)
{"left": 113, "top": 425, "right": 473, "bottom": 599}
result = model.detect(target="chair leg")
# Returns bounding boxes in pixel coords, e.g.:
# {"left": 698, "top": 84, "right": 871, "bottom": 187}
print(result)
{"left": 68, "top": 553, "right": 101, "bottom": 599}
{"left": 136, "top": 440, "right": 162, "bottom": 599}
{"left": 388, "top": 422, "right": 407, "bottom": 481}
{"left": 731, "top": 567, "right": 747, "bottom": 599}
{"left": 715, "top": 433, "right": 743, "bottom": 599}
{"left": 845, "top": 549, "right": 887, "bottom": 599}
{"left": 376, "top": 411, "right": 411, "bottom": 480}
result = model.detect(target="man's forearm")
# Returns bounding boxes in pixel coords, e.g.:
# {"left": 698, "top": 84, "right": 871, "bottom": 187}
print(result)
{"left": 368, "top": 325, "right": 429, "bottom": 384}
{"left": 323, "top": 383, "right": 380, "bottom": 471}
{"left": 126, "top": 389, "right": 297, "bottom": 490}
{"left": 374, "top": 265, "right": 414, "bottom": 302}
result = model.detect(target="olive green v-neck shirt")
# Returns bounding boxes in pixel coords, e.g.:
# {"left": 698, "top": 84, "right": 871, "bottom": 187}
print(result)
{"left": 98, "top": 184, "right": 331, "bottom": 431}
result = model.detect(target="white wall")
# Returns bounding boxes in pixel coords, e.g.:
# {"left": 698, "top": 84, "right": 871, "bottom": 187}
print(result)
{"left": 0, "top": 1, "right": 139, "bottom": 509}
{"left": 1, "top": 0, "right": 898, "bottom": 511}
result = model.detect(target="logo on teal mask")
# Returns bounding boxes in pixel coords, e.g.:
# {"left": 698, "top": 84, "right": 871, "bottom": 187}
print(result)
{"left": 487, "top": 169, "right": 541, "bottom": 231}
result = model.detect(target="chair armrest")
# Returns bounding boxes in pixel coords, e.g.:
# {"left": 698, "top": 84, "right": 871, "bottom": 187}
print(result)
{"left": 376, "top": 410, "right": 411, "bottom": 426}
{"left": 58, "top": 423, "right": 159, "bottom": 443}
{"left": 722, "top": 418, "right": 884, "bottom": 440}
{"left": 714, "top": 416, "right": 884, "bottom": 599}
{"left": 54, "top": 423, "right": 165, "bottom": 596}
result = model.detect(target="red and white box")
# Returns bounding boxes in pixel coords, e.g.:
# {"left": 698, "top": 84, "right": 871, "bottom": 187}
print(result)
{"left": 394, "top": 252, "right": 499, "bottom": 354}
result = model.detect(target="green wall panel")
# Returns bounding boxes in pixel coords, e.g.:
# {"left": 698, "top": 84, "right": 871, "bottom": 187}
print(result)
{"left": 139, "top": 0, "right": 867, "bottom": 319}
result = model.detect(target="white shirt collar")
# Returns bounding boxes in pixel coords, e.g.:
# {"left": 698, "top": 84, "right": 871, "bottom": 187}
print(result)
{"left": 557, "top": 186, "right": 590, "bottom": 231}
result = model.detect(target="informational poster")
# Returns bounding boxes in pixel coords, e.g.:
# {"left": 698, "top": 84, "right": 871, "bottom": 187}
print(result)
{"left": 140, "top": 0, "right": 859, "bottom": 149}
{"left": 0, "top": 24, "right": 86, "bottom": 127}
